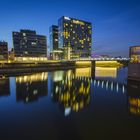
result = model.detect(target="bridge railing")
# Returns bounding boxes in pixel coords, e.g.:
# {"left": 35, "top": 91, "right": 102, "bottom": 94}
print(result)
{"left": 69, "top": 57, "right": 130, "bottom": 61}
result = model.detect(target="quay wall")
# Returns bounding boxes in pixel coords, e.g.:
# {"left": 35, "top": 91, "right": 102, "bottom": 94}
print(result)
{"left": 128, "top": 63, "right": 140, "bottom": 81}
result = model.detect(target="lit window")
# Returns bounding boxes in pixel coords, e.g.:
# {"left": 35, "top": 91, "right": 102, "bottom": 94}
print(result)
{"left": 23, "top": 33, "right": 26, "bottom": 36}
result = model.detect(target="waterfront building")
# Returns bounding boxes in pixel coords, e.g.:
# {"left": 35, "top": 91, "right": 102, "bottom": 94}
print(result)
{"left": 12, "top": 30, "right": 47, "bottom": 62}
{"left": 130, "top": 46, "right": 140, "bottom": 63}
{"left": 49, "top": 25, "right": 63, "bottom": 60}
{"left": 128, "top": 46, "right": 140, "bottom": 81}
{"left": 58, "top": 16, "right": 92, "bottom": 59}
{"left": 50, "top": 25, "right": 59, "bottom": 51}
{"left": 0, "top": 41, "right": 8, "bottom": 61}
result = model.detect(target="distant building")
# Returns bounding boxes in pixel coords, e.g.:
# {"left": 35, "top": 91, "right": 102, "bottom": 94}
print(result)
{"left": 12, "top": 30, "right": 47, "bottom": 61}
{"left": 130, "top": 46, "right": 140, "bottom": 63}
{"left": 0, "top": 41, "right": 8, "bottom": 61}
{"left": 58, "top": 16, "right": 92, "bottom": 59}
{"left": 8, "top": 48, "right": 15, "bottom": 61}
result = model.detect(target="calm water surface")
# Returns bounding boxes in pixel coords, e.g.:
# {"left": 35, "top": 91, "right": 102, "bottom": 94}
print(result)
{"left": 0, "top": 67, "right": 140, "bottom": 140}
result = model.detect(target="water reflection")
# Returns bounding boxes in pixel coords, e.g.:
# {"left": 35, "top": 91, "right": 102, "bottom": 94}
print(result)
{"left": 127, "top": 80, "right": 140, "bottom": 116}
{"left": 16, "top": 73, "right": 48, "bottom": 103}
{"left": 76, "top": 68, "right": 91, "bottom": 77}
{"left": 50, "top": 67, "right": 126, "bottom": 116}
{"left": 0, "top": 67, "right": 127, "bottom": 114}
{"left": 51, "top": 70, "right": 91, "bottom": 116}
{"left": 0, "top": 67, "right": 140, "bottom": 140}
{"left": 95, "top": 67, "right": 117, "bottom": 78}
{"left": 0, "top": 77, "right": 10, "bottom": 97}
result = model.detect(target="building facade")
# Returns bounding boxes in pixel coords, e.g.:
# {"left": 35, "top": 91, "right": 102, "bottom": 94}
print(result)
{"left": 13, "top": 30, "right": 47, "bottom": 61}
{"left": 58, "top": 16, "right": 92, "bottom": 59}
{"left": 49, "top": 25, "right": 63, "bottom": 60}
{"left": 49, "top": 25, "right": 59, "bottom": 52}
{"left": 128, "top": 46, "right": 140, "bottom": 81}
{"left": 130, "top": 46, "right": 140, "bottom": 63}
{"left": 0, "top": 41, "right": 8, "bottom": 61}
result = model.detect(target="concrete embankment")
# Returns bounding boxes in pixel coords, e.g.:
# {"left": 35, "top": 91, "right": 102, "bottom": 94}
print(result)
{"left": 0, "top": 61, "right": 77, "bottom": 75}
{"left": 0, "top": 60, "right": 127, "bottom": 75}
{"left": 128, "top": 63, "right": 140, "bottom": 81}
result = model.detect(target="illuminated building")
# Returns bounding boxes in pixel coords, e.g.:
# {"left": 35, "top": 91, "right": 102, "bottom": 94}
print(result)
{"left": 130, "top": 46, "right": 140, "bottom": 63}
{"left": 12, "top": 30, "right": 47, "bottom": 61}
{"left": 49, "top": 25, "right": 63, "bottom": 60}
{"left": 50, "top": 25, "right": 59, "bottom": 51}
{"left": 128, "top": 46, "right": 140, "bottom": 81}
{"left": 58, "top": 16, "right": 92, "bottom": 59}
{"left": 0, "top": 41, "right": 8, "bottom": 61}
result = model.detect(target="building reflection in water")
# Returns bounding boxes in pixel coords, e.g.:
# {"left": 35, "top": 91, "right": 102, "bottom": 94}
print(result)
{"left": 127, "top": 80, "right": 140, "bottom": 116}
{"left": 0, "top": 77, "right": 10, "bottom": 97}
{"left": 16, "top": 72, "right": 48, "bottom": 103}
{"left": 51, "top": 69, "right": 91, "bottom": 116}
{"left": 95, "top": 67, "right": 117, "bottom": 78}
{"left": 51, "top": 67, "right": 126, "bottom": 116}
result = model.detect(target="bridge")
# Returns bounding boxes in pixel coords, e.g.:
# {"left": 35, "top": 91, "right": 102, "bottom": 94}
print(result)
{"left": 68, "top": 57, "right": 130, "bottom": 61}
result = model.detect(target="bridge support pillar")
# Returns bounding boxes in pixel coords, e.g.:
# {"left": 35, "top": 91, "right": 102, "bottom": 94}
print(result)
{"left": 91, "top": 60, "right": 95, "bottom": 78}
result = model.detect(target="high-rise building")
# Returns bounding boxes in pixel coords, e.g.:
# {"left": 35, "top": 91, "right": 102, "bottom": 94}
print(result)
{"left": 13, "top": 30, "right": 47, "bottom": 59}
{"left": 58, "top": 16, "right": 92, "bottom": 59}
{"left": 49, "top": 25, "right": 63, "bottom": 60}
{"left": 0, "top": 41, "right": 8, "bottom": 61}
{"left": 49, "top": 25, "right": 58, "bottom": 51}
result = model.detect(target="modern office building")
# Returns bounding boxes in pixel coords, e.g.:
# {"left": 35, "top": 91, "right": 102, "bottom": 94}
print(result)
{"left": 13, "top": 30, "right": 47, "bottom": 61}
{"left": 130, "top": 46, "right": 140, "bottom": 63}
{"left": 0, "top": 41, "right": 8, "bottom": 61}
{"left": 58, "top": 16, "right": 92, "bottom": 59}
{"left": 49, "top": 25, "right": 63, "bottom": 60}
{"left": 50, "top": 25, "right": 59, "bottom": 51}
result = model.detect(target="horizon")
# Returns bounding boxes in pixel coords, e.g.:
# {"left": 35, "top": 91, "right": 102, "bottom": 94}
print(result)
{"left": 0, "top": 0, "right": 140, "bottom": 57}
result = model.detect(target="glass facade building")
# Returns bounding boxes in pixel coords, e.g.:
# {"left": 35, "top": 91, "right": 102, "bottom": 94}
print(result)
{"left": 13, "top": 30, "right": 47, "bottom": 57}
{"left": 49, "top": 25, "right": 58, "bottom": 52}
{"left": 58, "top": 16, "right": 92, "bottom": 59}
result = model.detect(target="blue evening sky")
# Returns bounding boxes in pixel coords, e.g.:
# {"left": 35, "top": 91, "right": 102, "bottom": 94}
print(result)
{"left": 0, "top": 0, "right": 140, "bottom": 56}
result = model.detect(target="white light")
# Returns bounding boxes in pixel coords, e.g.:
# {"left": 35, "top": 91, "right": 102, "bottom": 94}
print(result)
{"left": 64, "top": 17, "right": 71, "bottom": 20}
{"left": 65, "top": 108, "right": 71, "bottom": 116}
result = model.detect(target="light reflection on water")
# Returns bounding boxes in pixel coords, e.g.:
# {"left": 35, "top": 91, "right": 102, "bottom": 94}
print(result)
{"left": 0, "top": 67, "right": 140, "bottom": 140}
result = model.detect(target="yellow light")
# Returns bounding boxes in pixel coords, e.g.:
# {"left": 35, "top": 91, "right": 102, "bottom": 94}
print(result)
{"left": 16, "top": 72, "right": 48, "bottom": 83}
{"left": 95, "top": 67, "right": 117, "bottom": 78}
{"left": 76, "top": 68, "right": 91, "bottom": 77}
{"left": 72, "top": 20, "right": 85, "bottom": 25}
